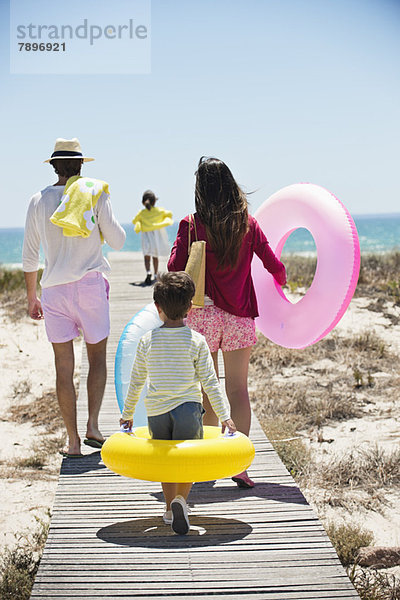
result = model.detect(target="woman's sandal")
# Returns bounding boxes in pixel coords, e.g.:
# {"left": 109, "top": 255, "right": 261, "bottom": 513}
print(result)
{"left": 232, "top": 470, "right": 255, "bottom": 488}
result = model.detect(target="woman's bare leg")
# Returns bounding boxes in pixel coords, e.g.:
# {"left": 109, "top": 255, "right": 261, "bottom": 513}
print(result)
{"left": 223, "top": 346, "right": 254, "bottom": 487}
{"left": 202, "top": 350, "right": 219, "bottom": 426}
{"left": 222, "top": 346, "right": 252, "bottom": 435}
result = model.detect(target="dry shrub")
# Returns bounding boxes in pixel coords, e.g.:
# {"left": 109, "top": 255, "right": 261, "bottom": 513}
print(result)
{"left": 1, "top": 291, "right": 27, "bottom": 322}
{"left": 282, "top": 250, "right": 400, "bottom": 304}
{"left": 9, "top": 391, "right": 63, "bottom": 430}
{"left": 314, "top": 488, "right": 387, "bottom": 513}
{"left": 250, "top": 330, "right": 396, "bottom": 431}
{"left": 253, "top": 381, "right": 360, "bottom": 430}
{"left": 0, "top": 517, "right": 49, "bottom": 600}
{"left": 0, "top": 268, "right": 26, "bottom": 293}
{"left": 316, "top": 446, "right": 400, "bottom": 492}
{"left": 357, "top": 252, "right": 400, "bottom": 295}
{"left": 3, "top": 392, "right": 65, "bottom": 477}
{"left": 273, "top": 437, "right": 311, "bottom": 479}
{"left": 251, "top": 331, "right": 389, "bottom": 372}
{"left": 350, "top": 332, "right": 387, "bottom": 358}
{"left": 325, "top": 521, "right": 374, "bottom": 567}
{"left": 0, "top": 429, "right": 65, "bottom": 478}
{"left": 12, "top": 379, "right": 32, "bottom": 399}
{"left": 283, "top": 251, "right": 400, "bottom": 302}
{"left": 0, "top": 547, "right": 37, "bottom": 600}
{"left": 282, "top": 255, "right": 317, "bottom": 292}
{"left": 257, "top": 415, "right": 312, "bottom": 479}
{"left": 15, "top": 456, "right": 46, "bottom": 470}
{"left": 0, "top": 268, "right": 42, "bottom": 321}
{"left": 348, "top": 565, "right": 400, "bottom": 600}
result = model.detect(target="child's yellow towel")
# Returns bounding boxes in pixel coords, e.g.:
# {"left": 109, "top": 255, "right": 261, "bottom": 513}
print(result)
{"left": 132, "top": 206, "right": 173, "bottom": 233}
{"left": 50, "top": 175, "right": 109, "bottom": 238}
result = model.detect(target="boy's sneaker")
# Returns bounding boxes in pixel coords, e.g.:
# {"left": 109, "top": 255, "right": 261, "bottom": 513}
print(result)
{"left": 163, "top": 510, "right": 173, "bottom": 525}
{"left": 171, "top": 495, "right": 190, "bottom": 535}
{"left": 163, "top": 505, "right": 191, "bottom": 524}
{"left": 144, "top": 274, "right": 152, "bottom": 285}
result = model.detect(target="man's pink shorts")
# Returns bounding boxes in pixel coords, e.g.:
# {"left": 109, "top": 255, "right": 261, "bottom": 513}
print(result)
{"left": 41, "top": 272, "right": 110, "bottom": 344}
{"left": 186, "top": 305, "right": 256, "bottom": 352}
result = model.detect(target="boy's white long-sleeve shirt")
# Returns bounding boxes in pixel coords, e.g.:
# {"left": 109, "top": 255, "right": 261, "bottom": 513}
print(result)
{"left": 122, "top": 325, "right": 230, "bottom": 422}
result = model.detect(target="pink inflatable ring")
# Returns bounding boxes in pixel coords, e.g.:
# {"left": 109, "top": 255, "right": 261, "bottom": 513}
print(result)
{"left": 252, "top": 183, "right": 360, "bottom": 349}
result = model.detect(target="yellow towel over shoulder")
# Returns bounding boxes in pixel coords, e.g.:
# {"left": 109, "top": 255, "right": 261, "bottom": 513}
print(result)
{"left": 50, "top": 175, "right": 109, "bottom": 238}
{"left": 132, "top": 206, "right": 173, "bottom": 233}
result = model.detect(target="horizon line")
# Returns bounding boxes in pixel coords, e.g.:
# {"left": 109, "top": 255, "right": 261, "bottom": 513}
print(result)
{"left": 2, "top": 211, "right": 400, "bottom": 230}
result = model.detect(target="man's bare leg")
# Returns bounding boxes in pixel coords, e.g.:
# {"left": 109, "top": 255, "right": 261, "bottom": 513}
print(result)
{"left": 85, "top": 338, "right": 107, "bottom": 443}
{"left": 52, "top": 341, "right": 80, "bottom": 455}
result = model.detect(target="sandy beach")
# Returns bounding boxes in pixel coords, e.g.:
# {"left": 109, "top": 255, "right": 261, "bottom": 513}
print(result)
{"left": 304, "top": 296, "right": 400, "bottom": 548}
{"left": 248, "top": 289, "right": 400, "bottom": 585}
{"left": 0, "top": 306, "right": 82, "bottom": 552}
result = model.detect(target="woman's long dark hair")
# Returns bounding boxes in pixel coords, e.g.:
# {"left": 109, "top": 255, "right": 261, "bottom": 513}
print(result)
{"left": 195, "top": 157, "right": 248, "bottom": 269}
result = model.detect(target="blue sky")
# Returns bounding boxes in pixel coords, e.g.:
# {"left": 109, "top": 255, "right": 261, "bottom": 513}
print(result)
{"left": 1, "top": 0, "right": 399, "bottom": 227}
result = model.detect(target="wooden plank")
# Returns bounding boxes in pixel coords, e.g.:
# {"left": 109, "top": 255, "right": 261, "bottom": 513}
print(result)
{"left": 30, "top": 254, "right": 359, "bottom": 600}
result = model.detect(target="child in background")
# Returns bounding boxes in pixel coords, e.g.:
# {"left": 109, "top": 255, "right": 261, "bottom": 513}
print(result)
{"left": 120, "top": 271, "right": 236, "bottom": 535}
{"left": 132, "top": 190, "right": 173, "bottom": 285}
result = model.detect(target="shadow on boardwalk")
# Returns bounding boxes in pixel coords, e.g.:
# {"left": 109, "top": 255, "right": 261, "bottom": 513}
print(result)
{"left": 97, "top": 516, "right": 253, "bottom": 548}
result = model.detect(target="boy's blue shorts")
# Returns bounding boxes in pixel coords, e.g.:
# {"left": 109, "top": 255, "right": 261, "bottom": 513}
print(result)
{"left": 148, "top": 402, "right": 205, "bottom": 440}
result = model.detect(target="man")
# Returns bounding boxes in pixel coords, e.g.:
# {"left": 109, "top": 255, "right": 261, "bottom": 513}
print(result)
{"left": 23, "top": 138, "right": 126, "bottom": 457}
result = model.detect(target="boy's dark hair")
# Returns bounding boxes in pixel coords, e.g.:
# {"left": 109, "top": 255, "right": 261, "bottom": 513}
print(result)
{"left": 153, "top": 272, "right": 195, "bottom": 320}
{"left": 50, "top": 158, "right": 83, "bottom": 178}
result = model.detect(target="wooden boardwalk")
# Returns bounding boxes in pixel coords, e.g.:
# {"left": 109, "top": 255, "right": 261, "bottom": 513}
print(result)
{"left": 31, "top": 253, "right": 359, "bottom": 599}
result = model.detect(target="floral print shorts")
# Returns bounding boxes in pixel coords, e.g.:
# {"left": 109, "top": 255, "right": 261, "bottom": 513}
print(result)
{"left": 186, "top": 305, "right": 257, "bottom": 352}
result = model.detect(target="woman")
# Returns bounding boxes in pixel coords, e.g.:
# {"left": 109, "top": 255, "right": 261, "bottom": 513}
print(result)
{"left": 168, "top": 157, "right": 286, "bottom": 488}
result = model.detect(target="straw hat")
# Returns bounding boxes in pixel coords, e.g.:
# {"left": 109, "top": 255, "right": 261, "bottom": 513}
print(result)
{"left": 44, "top": 138, "right": 94, "bottom": 163}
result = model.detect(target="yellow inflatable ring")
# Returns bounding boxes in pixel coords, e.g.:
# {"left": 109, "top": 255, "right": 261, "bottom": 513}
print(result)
{"left": 101, "top": 426, "right": 255, "bottom": 483}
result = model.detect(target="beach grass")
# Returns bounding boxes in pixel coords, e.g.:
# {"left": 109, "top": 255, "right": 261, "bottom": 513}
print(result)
{"left": 0, "top": 389, "right": 65, "bottom": 479}
{"left": 0, "top": 267, "right": 26, "bottom": 293}
{"left": 325, "top": 521, "right": 374, "bottom": 567}
{"left": 0, "top": 267, "right": 42, "bottom": 321}
{"left": 0, "top": 516, "right": 49, "bottom": 600}
{"left": 10, "top": 390, "right": 63, "bottom": 429}
{"left": 283, "top": 250, "right": 400, "bottom": 302}
{"left": 256, "top": 415, "right": 312, "bottom": 478}
{"left": 250, "top": 327, "right": 400, "bottom": 509}
{"left": 250, "top": 330, "right": 394, "bottom": 434}
{"left": 316, "top": 446, "right": 400, "bottom": 490}
{"left": 252, "top": 253, "right": 400, "bottom": 594}
{"left": 348, "top": 565, "right": 400, "bottom": 600}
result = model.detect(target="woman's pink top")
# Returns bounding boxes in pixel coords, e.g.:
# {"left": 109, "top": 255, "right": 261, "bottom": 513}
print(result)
{"left": 168, "top": 213, "right": 286, "bottom": 318}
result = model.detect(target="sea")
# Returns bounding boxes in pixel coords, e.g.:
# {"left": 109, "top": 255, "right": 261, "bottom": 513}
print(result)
{"left": 1, "top": 214, "right": 400, "bottom": 269}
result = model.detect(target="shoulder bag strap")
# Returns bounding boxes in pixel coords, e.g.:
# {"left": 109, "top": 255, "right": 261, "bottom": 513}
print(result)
{"left": 187, "top": 213, "right": 199, "bottom": 256}
{"left": 192, "top": 213, "right": 198, "bottom": 242}
{"left": 187, "top": 214, "right": 192, "bottom": 256}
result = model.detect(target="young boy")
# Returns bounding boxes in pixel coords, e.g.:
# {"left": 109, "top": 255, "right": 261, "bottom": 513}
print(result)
{"left": 120, "top": 271, "right": 236, "bottom": 535}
